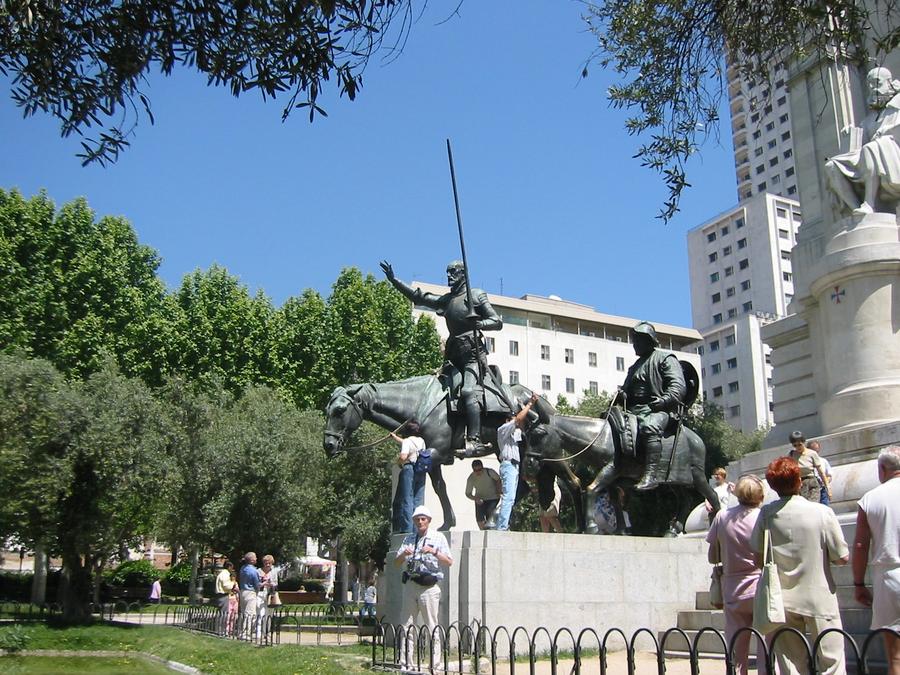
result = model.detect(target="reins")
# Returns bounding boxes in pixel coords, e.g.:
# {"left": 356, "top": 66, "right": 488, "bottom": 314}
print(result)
{"left": 333, "top": 389, "right": 446, "bottom": 453}
{"left": 539, "top": 393, "right": 619, "bottom": 464}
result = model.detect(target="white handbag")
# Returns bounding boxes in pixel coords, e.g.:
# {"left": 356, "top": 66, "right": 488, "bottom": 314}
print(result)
{"left": 752, "top": 521, "right": 786, "bottom": 633}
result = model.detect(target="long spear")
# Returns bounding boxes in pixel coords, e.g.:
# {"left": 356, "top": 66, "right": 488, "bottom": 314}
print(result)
{"left": 446, "top": 139, "right": 479, "bottom": 321}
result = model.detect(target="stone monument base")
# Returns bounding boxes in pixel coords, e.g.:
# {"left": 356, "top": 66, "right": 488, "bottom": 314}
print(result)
{"left": 378, "top": 530, "right": 709, "bottom": 652}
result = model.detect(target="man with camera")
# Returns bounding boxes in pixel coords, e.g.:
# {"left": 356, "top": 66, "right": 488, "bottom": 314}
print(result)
{"left": 395, "top": 505, "right": 453, "bottom": 673}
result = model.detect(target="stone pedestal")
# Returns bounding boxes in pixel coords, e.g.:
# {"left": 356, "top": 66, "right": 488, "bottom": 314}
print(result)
{"left": 378, "top": 530, "right": 709, "bottom": 652}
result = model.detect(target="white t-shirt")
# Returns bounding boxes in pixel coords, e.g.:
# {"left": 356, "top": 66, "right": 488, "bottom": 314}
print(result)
{"left": 497, "top": 420, "right": 521, "bottom": 462}
{"left": 364, "top": 585, "right": 377, "bottom": 603}
{"left": 399, "top": 436, "right": 425, "bottom": 464}
{"left": 858, "top": 476, "right": 900, "bottom": 567}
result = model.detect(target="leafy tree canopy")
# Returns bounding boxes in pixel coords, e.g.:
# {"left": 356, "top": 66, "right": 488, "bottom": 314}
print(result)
{"left": 0, "top": 0, "right": 413, "bottom": 165}
{"left": 583, "top": 0, "right": 900, "bottom": 220}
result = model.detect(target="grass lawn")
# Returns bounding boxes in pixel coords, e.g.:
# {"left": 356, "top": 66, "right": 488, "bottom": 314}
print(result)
{"left": 1, "top": 624, "right": 373, "bottom": 674}
{"left": 1, "top": 655, "right": 173, "bottom": 674}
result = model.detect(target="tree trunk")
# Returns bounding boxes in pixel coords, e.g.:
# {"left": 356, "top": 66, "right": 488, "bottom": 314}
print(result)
{"left": 92, "top": 558, "right": 103, "bottom": 608}
{"left": 189, "top": 546, "right": 201, "bottom": 605}
{"left": 170, "top": 544, "right": 180, "bottom": 567}
{"left": 30, "top": 544, "right": 48, "bottom": 605}
{"left": 61, "top": 551, "right": 92, "bottom": 621}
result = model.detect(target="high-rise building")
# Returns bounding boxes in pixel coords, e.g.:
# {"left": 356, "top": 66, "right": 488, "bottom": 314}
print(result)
{"left": 728, "top": 56, "right": 797, "bottom": 201}
{"left": 409, "top": 282, "right": 701, "bottom": 406}
{"left": 686, "top": 192, "right": 801, "bottom": 432}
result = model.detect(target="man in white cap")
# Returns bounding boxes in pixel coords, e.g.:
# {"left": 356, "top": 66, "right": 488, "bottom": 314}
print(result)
{"left": 395, "top": 505, "right": 453, "bottom": 672}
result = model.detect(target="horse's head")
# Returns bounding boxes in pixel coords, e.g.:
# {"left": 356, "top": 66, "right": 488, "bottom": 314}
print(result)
{"left": 323, "top": 386, "right": 365, "bottom": 457}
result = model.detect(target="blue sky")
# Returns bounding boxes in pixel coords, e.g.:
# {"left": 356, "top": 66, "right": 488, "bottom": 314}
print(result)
{"left": 0, "top": 1, "right": 737, "bottom": 327}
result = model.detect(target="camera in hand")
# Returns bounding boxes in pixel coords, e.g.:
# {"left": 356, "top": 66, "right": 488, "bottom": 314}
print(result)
{"left": 402, "top": 555, "right": 439, "bottom": 587}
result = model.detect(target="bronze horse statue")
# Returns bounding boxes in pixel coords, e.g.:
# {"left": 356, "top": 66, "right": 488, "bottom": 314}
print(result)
{"left": 323, "top": 375, "right": 719, "bottom": 533}
{"left": 525, "top": 412, "right": 720, "bottom": 533}
{"left": 322, "top": 375, "right": 541, "bottom": 530}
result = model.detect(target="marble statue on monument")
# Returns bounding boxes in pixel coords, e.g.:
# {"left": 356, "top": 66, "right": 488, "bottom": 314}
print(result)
{"left": 825, "top": 66, "right": 900, "bottom": 216}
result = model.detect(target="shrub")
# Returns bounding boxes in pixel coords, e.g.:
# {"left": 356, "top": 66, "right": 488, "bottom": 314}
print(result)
{"left": 104, "top": 559, "right": 160, "bottom": 588}
{"left": 162, "top": 561, "right": 191, "bottom": 596}
{"left": 0, "top": 625, "right": 30, "bottom": 653}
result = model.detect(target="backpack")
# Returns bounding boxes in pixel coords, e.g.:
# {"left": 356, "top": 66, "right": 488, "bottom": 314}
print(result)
{"left": 414, "top": 448, "right": 433, "bottom": 474}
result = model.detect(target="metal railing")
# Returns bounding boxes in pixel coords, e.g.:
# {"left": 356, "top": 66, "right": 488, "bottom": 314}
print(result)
{"left": 369, "top": 620, "right": 900, "bottom": 675}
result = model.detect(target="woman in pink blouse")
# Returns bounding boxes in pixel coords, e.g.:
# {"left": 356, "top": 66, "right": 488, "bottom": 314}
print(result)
{"left": 707, "top": 474, "right": 765, "bottom": 675}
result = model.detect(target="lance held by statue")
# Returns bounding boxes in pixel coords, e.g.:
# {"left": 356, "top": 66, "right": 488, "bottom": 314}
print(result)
{"left": 380, "top": 259, "right": 506, "bottom": 455}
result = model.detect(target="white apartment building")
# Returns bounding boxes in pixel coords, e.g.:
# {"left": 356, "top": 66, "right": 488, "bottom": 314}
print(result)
{"left": 686, "top": 192, "right": 801, "bottom": 432}
{"left": 410, "top": 282, "right": 702, "bottom": 407}
{"left": 728, "top": 55, "right": 797, "bottom": 201}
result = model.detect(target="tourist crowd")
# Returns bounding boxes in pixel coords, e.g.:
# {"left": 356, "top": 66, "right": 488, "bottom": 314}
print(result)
{"left": 706, "top": 439, "right": 900, "bottom": 675}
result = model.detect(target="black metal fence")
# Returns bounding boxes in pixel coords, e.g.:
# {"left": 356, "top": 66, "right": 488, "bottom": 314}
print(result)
{"left": 369, "top": 621, "right": 900, "bottom": 675}
{"left": 0, "top": 600, "right": 375, "bottom": 647}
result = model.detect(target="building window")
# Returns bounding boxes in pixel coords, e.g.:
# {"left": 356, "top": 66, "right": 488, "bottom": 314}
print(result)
{"left": 781, "top": 131, "right": 791, "bottom": 141}
{"left": 709, "top": 252, "right": 718, "bottom": 263}
{"left": 565, "top": 348, "right": 574, "bottom": 364}
{"left": 777, "top": 95, "right": 787, "bottom": 106}
{"left": 707, "top": 231, "right": 717, "bottom": 242}
{"left": 752, "top": 130, "right": 761, "bottom": 140}
{"left": 588, "top": 351, "right": 597, "bottom": 367}
{"left": 728, "top": 308, "right": 737, "bottom": 318}
{"left": 735, "top": 217, "right": 745, "bottom": 228}
{"left": 721, "top": 226, "right": 729, "bottom": 235}
{"left": 754, "top": 147, "right": 764, "bottom": 158}
{"left": 764, "top": 104, "right": 772, "bottom": 114}
{"left": 750, "top": 112, "right": 760, "bottom": 123}
{"left": 783, "top": 148, "right": 793, "bottom": 159}
{"left": 765, "top": 121, "right": 775, "bottom": 131}
{"left": 757, "top": 182, "right": 767, "bottom": 191}
{"left": 729, "top": 405, "right": 741, "bottom": 417}
{"left": 542, "top": 374, "right": 551, "bottom": 390}
{"left": 709, "top": 340, "right": 720, "bottom": 352}
{"left": 787, "top": 185, "right": 797, "bottom": 195}
{"left": 729, "top": 381, "right": 740, "bottom": 393}
{"left": 737, "top": 237, "right": 747, "bottom": 249}
{"left": 589, "top": 381, "right": 599, "bottom": 395}
{"left": 741, "top": 279, "right": 751, "bottom": 291}
{"left": 509, "top": 370, "right": 519, "bottom": 385}
{"left": 713, "top": 313, "right": 723, "bottom": 324}
{"left": 783, "top": 272, "right": 792, "bottom": 282}
{"left": 723, "top": 245, "right": 732, "bottom": 256}
{"left": 541, "top": 345, "right": 550, "bottom": 360}
{"left": 713, "top": 386, "right": 723, "bottom": 397}
{"left": 785, "top": 167, "right": 794, "bottom": 177}
{"left": 772, "top": 175, "right": 781, "bottom": 184}
{"left": 712, "top": 292, "right": 721, "bottom": 303}
{"left": 767, "top": 139, "right": 777, "bottom": 149}
{"left": 726, "top": 287, "right": 735, "bottom": 298}
{"left": 727, "top": 357, "right": 738, "bottom": 369}
{"left": 739, "top": 258, "right": 749, "bottom": 270}
{"left": 743, "top": 301, "right": 753, "bottom": 312}
{"left": 779, "top": 113, "right": 789, "bottom": 123}
{"left": 756, "top": 164, "right": 765, "bottom": 174}
{"left": 509, "top": 340, "right": 519, "bottom": 356}
{"left": 711, "top": 363, "right": 721, "bottom": 374}
{"left": 769, "top": 157, "right": 779, "bottom": 167}
{"left": 566, "top": 378, "right": 575, "bottom": 394}
{"left": 616, "top": 356, "right": 625, "bottom": 371}
{"left": 486, "top": 337, "right": 495, "bottom": 353}
{"left": 725, "top": 266, "right": 734, "bottom": 277}
{"left": 710, "top": 272, "right": 719, "bottom": 283}
{"left": 697, "top": 346, "right": 705, "bottom": 356}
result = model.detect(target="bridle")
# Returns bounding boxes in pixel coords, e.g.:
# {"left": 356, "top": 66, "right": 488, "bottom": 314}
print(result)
{"left": 325, "top": 388, "right": 414, "bottom": 454}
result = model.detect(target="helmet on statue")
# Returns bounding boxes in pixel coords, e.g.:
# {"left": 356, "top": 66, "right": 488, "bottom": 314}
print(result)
{"left": 630, "top": 321, "right": 660, "bottom": 347}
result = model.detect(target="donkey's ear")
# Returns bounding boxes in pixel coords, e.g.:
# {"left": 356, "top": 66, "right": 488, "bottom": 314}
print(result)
{"left": 346, "top": 384, "right": 363, "bottom": 398}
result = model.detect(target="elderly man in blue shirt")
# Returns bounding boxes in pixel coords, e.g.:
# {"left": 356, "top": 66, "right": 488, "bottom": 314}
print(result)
{"left": 238, "top": 551, "right": 261, "bottom": 638}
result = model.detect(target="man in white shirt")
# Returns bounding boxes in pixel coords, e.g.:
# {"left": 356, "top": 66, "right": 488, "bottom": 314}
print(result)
{"left": 853, "top": 445, "right": 900, "bottom": 675}
{"left": 395, "top": 505, "right": 453, "bottom": 672}
{"left": 495, "top": 393, "right": 539, "bottom": 531}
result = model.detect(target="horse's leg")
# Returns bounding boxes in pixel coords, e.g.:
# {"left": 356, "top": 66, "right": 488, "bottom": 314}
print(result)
{"left": 692, "top": 464, "right": 719, "bottom": 517}
{"left": 585, "top": 462, "right": 617, "bottom": 494}
{"left": 429, "top": 463, "right": 456, "bottom": 531}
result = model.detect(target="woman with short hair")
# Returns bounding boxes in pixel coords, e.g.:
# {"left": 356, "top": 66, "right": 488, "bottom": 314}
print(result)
{"left": 752, "top": 456, "right": 849, "bottom": 675}
{"left": 707, "top": 474, "right": 765, "bottom": 675}
{"left": 787, "top": 431, "right": 829, "bottom": 502}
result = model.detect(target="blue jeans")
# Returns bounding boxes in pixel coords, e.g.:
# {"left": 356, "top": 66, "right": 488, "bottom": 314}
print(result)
{"left": 413, "top": 470, "right": 426, "bottom": 509}
{"left": 496, "top": 460, "right": 519, "bottom": 531}
{"left": 392, "top": 464, "right": 414, "bottom": 533}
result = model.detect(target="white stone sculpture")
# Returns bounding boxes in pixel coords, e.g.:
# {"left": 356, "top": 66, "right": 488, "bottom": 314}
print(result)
{"left": 825, "top": 66, "right": 900, "bottom": 215}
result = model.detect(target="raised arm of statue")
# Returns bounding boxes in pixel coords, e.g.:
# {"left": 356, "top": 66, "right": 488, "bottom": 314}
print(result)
{"left": 379, "top": 260, "right": 443, "bottom": 309}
